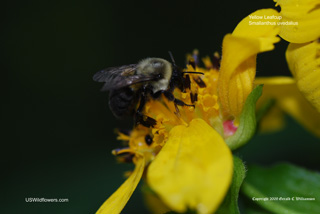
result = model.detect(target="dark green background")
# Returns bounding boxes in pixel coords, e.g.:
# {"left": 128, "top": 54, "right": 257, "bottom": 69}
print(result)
{"left": 3, "top": 0, "right": 319, "bottom": 213}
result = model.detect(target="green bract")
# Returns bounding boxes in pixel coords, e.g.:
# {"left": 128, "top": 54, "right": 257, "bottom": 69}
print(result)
{"left": 226, "top": 85, "right": 263, "bottom": 150}
{"left": 217, "top": 156, "right": 246, "bottom": 214}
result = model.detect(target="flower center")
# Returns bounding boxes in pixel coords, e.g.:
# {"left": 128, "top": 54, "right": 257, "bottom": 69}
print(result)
{"left": 114, "top": 54, "right": 236, "bottom": 164}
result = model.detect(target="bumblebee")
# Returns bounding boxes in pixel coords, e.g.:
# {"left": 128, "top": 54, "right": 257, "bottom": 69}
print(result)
{"left": 93, "top": 53, "right": 201, "bottom": 127}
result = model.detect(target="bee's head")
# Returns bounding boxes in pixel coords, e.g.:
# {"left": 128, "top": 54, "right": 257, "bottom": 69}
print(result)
{"left": 137, "top": 58, "right": 172, "bottom": 81}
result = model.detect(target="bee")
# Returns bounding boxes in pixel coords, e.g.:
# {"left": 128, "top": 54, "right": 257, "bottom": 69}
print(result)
{"left": 93, "top": 52, "right": 202, "bottom": 127}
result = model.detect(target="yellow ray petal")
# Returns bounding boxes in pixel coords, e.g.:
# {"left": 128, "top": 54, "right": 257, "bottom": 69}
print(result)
{"left": 275, "top": 0, "right": 320, "bottom": 43}
{"left": 219, "top": 9, "right": 280, "bottom": 118}
{"left": 147, "top": 119, "right": 233, "bottom": 214}
{"left": 255, "top": 76, "right": 320, "bottom": 137}
{"left": 232, "top": 9, "right": 281, "bottom": 49}
{"left": 286, "top": 40, "right": 320, "bottom": 113}
{"left": 96, "top": 154, "right": 145, "bottom": 214}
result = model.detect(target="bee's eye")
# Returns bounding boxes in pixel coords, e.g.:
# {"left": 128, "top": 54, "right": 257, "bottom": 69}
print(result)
{"left": 154, "top": 73, "right": 163, "bottom": 79}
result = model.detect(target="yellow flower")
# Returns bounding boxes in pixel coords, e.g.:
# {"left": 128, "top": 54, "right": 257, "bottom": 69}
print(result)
{"left": 274, "top": 0, "right": 320, "bottom": 113}
{"left": 218, "top": 9, "right": 280, "bottom": 121}
{"left": 286, "top": 40, "right": 320, "bottom": 113}
{"left": 256, "top": 0, "right": 320, "bottom": 136}
{"left": 274, "top": 0, "right": 320, "bottom": 43}
{"left": 255, "top": 77, "right": 320, "bottom": 137}
{"left": 96, "top": 9, "right": 280, "bottom": 214}
{"left": 98, "top": 64, "right": 234, "bottom": 214}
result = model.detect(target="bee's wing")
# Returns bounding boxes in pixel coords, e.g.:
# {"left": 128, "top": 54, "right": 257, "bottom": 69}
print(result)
{"left": 93, "top": 64, "right": 154, "bottom": 91}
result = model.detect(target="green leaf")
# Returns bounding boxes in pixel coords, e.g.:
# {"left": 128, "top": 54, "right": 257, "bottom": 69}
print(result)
{"left": 245, "top": 207, "right": 273, "bottom": 214}
{"left": 217, "top": 156, "right": 246, "bottom": 214}
{"left": 226, "top": 84, "right": 263, "bottom": 150}
{"left": 165, "top": 211, "right": 196, "bottom": 214}
{"left": 242, "top": 163, "right": 320, "bottom": 214}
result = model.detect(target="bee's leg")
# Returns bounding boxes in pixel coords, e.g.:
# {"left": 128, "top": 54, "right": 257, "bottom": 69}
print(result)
{"left": 135, "top": 93, "right": 157, "bottom": 128}
{"left": 152, "top": 90, "right": 162, "bottom": 99}
{"left": 162, "top": 91, "right": 195, "bottom": 107}
{"left": 136, "top": 93, "right": 146, "bottom": 113}
{"left": 160, "top": 91, "right": 194, "bottom": 115}
{"left": 135, "top": 113, "right": 157, "bottom": 128}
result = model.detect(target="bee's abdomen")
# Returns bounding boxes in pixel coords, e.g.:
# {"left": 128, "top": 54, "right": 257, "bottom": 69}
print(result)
{"left": 109, "top": 87, "right": 136, "bottom": 119}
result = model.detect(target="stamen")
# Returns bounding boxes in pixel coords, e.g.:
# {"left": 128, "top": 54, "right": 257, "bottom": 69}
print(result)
{"left": 192, "top": 49, "right": 200, "bottom": 66}
{"left": 193, "top": 76, "right": 207, "bottom": 88}
{"left": 174, "top": 104, "right": 181, "bottom": 117}
{"left": 190, "top": 93, "right": 198, "bottom": 103}
{"left": 184, "top": 74, "right": 191, "bottom": 90}
{"left": 212, "top": 52, "right": 221, "bottom": 70}
{"left": 188, "top": 58, "right": 197, "bottom": 69}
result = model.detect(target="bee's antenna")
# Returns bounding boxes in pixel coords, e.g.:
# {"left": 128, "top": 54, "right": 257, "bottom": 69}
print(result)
{"left": 168, "top": 51, "right": 176, "bottom": 67}
{"left": 183, "top": 71, "right": 204, "bottom": 75}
